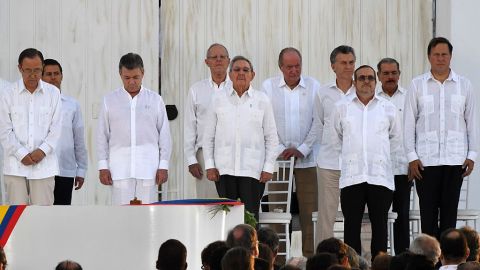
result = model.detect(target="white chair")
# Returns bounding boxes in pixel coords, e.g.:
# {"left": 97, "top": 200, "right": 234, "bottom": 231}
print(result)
{"left": 259, "top": 157, "right": 295, "bottom": 259}
{"left": 312, "top": 209, "right": 398, "bottom": 254}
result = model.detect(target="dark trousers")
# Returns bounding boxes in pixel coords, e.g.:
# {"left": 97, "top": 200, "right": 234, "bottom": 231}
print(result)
{"left": 215, "top": 175, "right": 265, "bottom": 221}
{"left": 415, "top": 165, "right": 464, "bottom": 239}
{"left": 392, "top": 175, "right": 413, "bottom": 254}
{"left": 53, "top": 176, "right": 74, "bottom": 205}
{"left": 340, "top": 182, "right": 393, "bottom": 258}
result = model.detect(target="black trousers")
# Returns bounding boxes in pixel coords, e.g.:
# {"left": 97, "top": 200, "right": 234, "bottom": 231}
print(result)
{"left": 415, "top": 165, "right": 464, "bottom": 239}
{"left": 392, "top": 175, "right": 413, "bottom": 254}
{"left": 215, "top": 175, "right": 265, "bottom": 221}
{"left": 53, "top": 176, "right": 74, "bottom": 205}
{"left": 340, "top": 182, "right": 393, "bottom": 258}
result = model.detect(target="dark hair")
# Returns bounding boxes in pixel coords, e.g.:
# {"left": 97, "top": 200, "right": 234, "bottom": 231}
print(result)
{"left": 440, "top": 228, "right": 469, "bottom": 262}
{"left": 119, "top": 53, "right": 144, "bottom": 71}
{"left": 278, "top": 47, "right": 302, "bottom": 67}
{"left": 221, "top": 247, "right": 253, "bottom": 270}
{"left": 229, "top": 55, "right": 254, "bottom": 72}
{"left": 354, "top": 65, "right": 376, "bottom": 81}
{"left": 206, "top": 43, "right": 229, "bottom": 58}
{"left": 258, "top": 227, "right": 279, "bottom": 254}
{"left": 458, "top": 261, "right": 480, "bottom": 270}
{"left": 156, "top": 239, "right": 187, "bottom": 270}
{"left": 405, "top": 254, "right": 434, "bottom": 270}
{"left": 257, "top": 243, "right": 273, "bottom": 269}
{"left": 208, "top": 246, "right": 229, "bottom": 270}
{"left": 201, "top": 240, "right": 227, "bottom": 265}
{"left": 226, "top": 224, "right": 258, "bottom": 255}
{"left": 377, "top": 58, "right": 400, "bottom": 72}
{"left": 306, "top": 253, "right": 338, "bottom": 270}
{"left": 18, "top": 48, "right": 44, "bottom": 65}
{"left": 427, "top": 37, "right": 453, "bottom": 55}
{"left": 0, "top": 246, "right": 6, "bottom": 268}
{"left": 371, "top": 252, "right": 392, "bottom": 270}
{"left": 43, "top": 59, "right": 63, "bottom": 74}
{"left": 330, "top": 45, "right": 356, "bottom": 64}
{"left": 389, "top": 251, "right": 413, "bottom": 270}
{"left": 55, "top": 260, "right": 82, "bottom": 270}
{"left": 460, "top": 226, "right": 480, "bottom": 262}
{"left": 316, "top": 237, "right": 347, "bottom": 263}
{"left": 279, "top": 265, "right": 302, "bottom": 270}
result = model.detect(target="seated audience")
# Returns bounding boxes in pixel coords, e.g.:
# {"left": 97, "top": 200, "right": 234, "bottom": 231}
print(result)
{"left": 389, "top": 251, "right": 413, "bottom": 270}
{"left": 55, "top": 260, "right": 82, "bottom": 270}
{"left": 458, "top": 261, "right": 480, "bottom": 270}
{"left": 405, "top": 254, "right": 435, "bottom": 270}
{"left": 227, "top": 224, "right": 259, "bottom": 257}
{"left": 439, "top": 228, "right": 470, "bottom": 269}
{"left": 279, "top": 265, "right": 301, "bottom": 270}
{"left": 222, "top": 247, "right": 255, "bottom": 270}
{"left": 209, "top": 246, "right": 229, "bottom": 270}
{"left": 409, "top": 233, "right": 441, "bottom": 264}
{"left": 201, "top": 240, "right": 228, "bottom": 270}
{"left": 285, "top": 256, "right": 307, "bottom": 270}
{"left": 460, "top": 226, "right": 480, "bottom": 262}
{"left": 258, "top": 242, "right": 274, "bottom": 270}
{"left": 258, "top": 227, "right": 280, "bottom": 268}
{"left": 316, "top": 237, "right": 349, "bottom": 267}
{"left": 371, "top": 252, "right": 391, "bottom": 270}
{"left": 306, "top": 253, "right": 338, "bottom": 270}
{"left": 326, "top": 265, "right": 350, "bottom": 270}
{"left": 156, "top": 239, "right": 187, "bottom": 270}
{"left": 0, "top": 247, "right": 6, "bottom": 270}
{"left": 345, "top": 245, "right": 360, "bottom": 269}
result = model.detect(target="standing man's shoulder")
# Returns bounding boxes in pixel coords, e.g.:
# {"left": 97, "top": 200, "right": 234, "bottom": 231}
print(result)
{"left": 302, "top": 75, "right": 321, "bottom": 89}
{"left": 261, "top": 75, "right": 283, "bottom": 93}
{"left": 190, "top": 78, "right": 211, "bottom": 90}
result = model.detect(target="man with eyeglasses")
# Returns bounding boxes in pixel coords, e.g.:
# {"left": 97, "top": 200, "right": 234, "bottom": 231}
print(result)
{"left": 261, "top": 47, "right": 320, "bottom": 257}
{"left": 331, "top": 65, "right": 401, "bottom": 259}
{"left": 405, "top": 37, "right": 477, "bottom": 240}
{"left": 0, "top": 48, "right": 62, "bottom": 205}
{"left": 376, "top": 58, "right": 411, "bottom": 254}
{"left": 42, "top": 59, "right": 87, "bottom": 205}
{"left": 203, "top": 56, "right": 278, "bottom": 220}
{"left": 314, "top": 45, "right": 356, "bottom": 246}
{"left": 184, "top": 43, "right": 231, "bottom": 199}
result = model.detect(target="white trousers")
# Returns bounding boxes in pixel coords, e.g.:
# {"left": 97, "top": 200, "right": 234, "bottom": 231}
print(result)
{"left": 4, "top": 175, "right": 55, "bottom": 205}
{"left": 112, "top": 178, "right": 158, "bottom": 205}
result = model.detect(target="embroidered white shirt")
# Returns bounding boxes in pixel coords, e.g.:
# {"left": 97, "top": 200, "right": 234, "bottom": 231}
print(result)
{"left": 404, "top": 70, "right": 478, "bottom": 166}
{"left": 0, "top": 79, "right": 62, "bottom": 179}
{"left": 97, "top": 87, "right": 172, "bottom": 181}
{"left": 203, "top": 86, "right": 279, "bottom": 179}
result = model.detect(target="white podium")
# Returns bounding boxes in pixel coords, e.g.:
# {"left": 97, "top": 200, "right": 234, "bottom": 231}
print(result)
{"left": 1, "top": 201, "right": 244, "bottom": 269}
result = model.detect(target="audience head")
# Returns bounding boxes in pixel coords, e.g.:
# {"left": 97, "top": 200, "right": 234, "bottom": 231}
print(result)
{"left": 316, "top": 237, "right": 349, "bottom": 266}
{"left": 201, "top": 240, "right": 227, "bottom": 270}
{"left": 258, "top": 227, "right": 280, "bottom": 257}
{"left": 460, "top": 226, "right": 480, "bottom": 262}
{"left": 257, "top": 243, "right": 274, "bottom": 270}
{"left": 458, "top": 261, "right": 480, "bottom": 270}
{"left": 0, "top": 246, "right": 6, "bottom": 270}
{"left": 279, "top": 265, "right": 302, "bottom": 270}
{"left": 227, "top": 224, "right": 259, "bottom": 257}
{"left": 221, "top": 247, "right": 254, "bottom": 270}
{"left": 405, "top": 254, "right": 435, "bottom": 270}
{"left": 409, "top": 233, "right": 441, "bottom": 264}
{"left": 156, "top": 239, "right": 187, "bottom": 270}
{"left": 42, "top": 58, "right": 63, "bottom": 89}
{"left": 389, "top": 251, "right": 413, "bottom": 270}
{"left": 55, "top": 260, "right": 82, "bottom": 270}
{"left": 285, "top": 256, "right": 308, "bottom": 270}
{"left": 371, "top": 252, "right": 392, "bottom": 270}
{"left": 254, "top": 258, "right": 270, "bottom": 270}
{"left": 306, "top": 253, "right": 338, "bottom": 270}
{"left": 345, "top": 245, "right": 360, "bottom": 269}
{"left": 209, "top": 246, "right": 229, "bottom": 270}
{"left": 357, "top": 255, "right": 369, "bottom": 270}
{"left": 440, "top": 228, "right": 470, "bottom": 265}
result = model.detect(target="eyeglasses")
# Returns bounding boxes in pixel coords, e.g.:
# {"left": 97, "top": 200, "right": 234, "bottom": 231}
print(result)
{"left": 207, "top": 55, "right": 228, "bottom": 60}
{"left": 21, "top": 68, "right": 43, "bottom": 75}
{"left": 232, "top": 67, "right": 251, "bottom": 73}
{"left": 357, "top": 75, "right": 376, "bottom": 82}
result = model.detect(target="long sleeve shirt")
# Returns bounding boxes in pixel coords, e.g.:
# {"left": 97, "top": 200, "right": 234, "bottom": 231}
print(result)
{"left": 0, "top": 78, "right": 10, "bottom": 91}
{"left": 0, "top": 79, "right": 62, "bottom": 179}
{"left": 57, "top": 94, "right": 88, "bottom": 178}
{"left": 96, "top": 87, "right": 172, "bottom": 181}
{"left": 203, "top": 86, "right": 279, "bottom": 179}
{"left": 331, "top": 93, "right": 402, "bottom": 191}
{"left": 261, "top": 75, "right": 320, "bottom": 168}
{"left": 404, "top": 70, "right": 477, "bottom": 166}
{"left": 184, "top": 76, "right": 231, "bottom": 166}
{"left": 314, "top": 82, "right": 355, "bottom": 170}
{"left": 376, "top": 86, "right": 408, "bottom": 175}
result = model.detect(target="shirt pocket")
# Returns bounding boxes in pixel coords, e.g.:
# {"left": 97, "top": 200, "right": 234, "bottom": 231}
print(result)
{"left": 417, "top": 131, "right": 439, "bottom": 158}
{"left": 250, "top": 108, "right": 264, "bottom": 128}
{"left": 11, "top": 107, "right": 25, "bottom": 125}
{"left": 343, "top": 153, "right": 359, "bottom": 176}
{"left": 38, "top": 106, "right": 52, "bottom": 126}
{"left": 214, "top": 146, "right": 231, "bottom": 169}
{"left": 372, "top": 154, "right": 387, "bottom": 177}
{"left": 244, "top": 148, "right": 262, "bottom": 173}
{"left": 419, "top": 95, "right": 434, "bottom": 115}
{"left": 451, "top": 94, "right": 466, "bottom": 115}
{"left": 446, "top": 130, "right": 465, "bottom": 159}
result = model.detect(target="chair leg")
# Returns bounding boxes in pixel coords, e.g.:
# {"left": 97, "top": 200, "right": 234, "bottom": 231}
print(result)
{"left": 389, "top": 220, "right": 395, "bottom": 255}
{"left": 313, "top": 220, "right": 317, "bottom": 251}
{"left": 285, "top": 223, "right": 290, "bottom": 259}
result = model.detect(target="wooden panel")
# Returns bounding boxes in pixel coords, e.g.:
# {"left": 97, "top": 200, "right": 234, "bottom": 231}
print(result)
{"left": 361, "top": 0, "right": 387, "bottom": 68}
{"left": 309, "top": 0, "right": 336, "bottom": 84}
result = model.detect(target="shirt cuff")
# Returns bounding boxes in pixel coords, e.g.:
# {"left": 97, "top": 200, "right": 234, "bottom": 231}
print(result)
{"left": 76, "top": 168, "right": 87, "bottom": 178}
{"left": 467, "top": 151, "right": 477, "bottom": 162}
{"left": 98, "top": 160, "right": 109, "bottom": 170}
{"left": 263, "top": 162, "right": 275, "bottom": 174}
{"left": 204, "top": 159, "right": 215, "bottom": 170}
{"left": 38, "top": 143, "right": 52, "bottom": 155}
{"left": 407, "top": 151, "right": 419, "bottom": 163}
{"left": 186, "top": 156, "right": 198, "bottom": 166}
{"left": 15, "top": 147, "right": 30, "bottom": 161}
{"left": 158, "top": 160, "right": 169, "bottom": 170}
{"left": 297, "top": 143, "right": 311, "bottom": 158}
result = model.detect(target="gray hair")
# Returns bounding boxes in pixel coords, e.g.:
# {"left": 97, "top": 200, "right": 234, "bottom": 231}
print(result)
{"left": 229, "top": 55, "right": 254, "bottom": 72}
{"left": 206, "top": 43, "right": 229, "bottom": 58}
{"left": 409, "top": 234, "right": 441, "bottom": 264}
{"left": 377, "top": 57, "right": 400, "bottom": 72}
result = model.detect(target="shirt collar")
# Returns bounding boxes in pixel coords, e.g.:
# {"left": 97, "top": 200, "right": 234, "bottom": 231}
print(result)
{"left": 121, "top": 85, "right": 144, "bottom": 98}
{"left": 209, "top": 75, "right": 231, "bottom": 88}
{"left": 278, "top": 75, "right": 306, "bottom": 90}
{"left": 18, "top": 79, "right": 45, "bottom": 94}
{"left": 349, "top": 90, "right": 380, "bottom": 104}
{"left": 426, "top": 69, "right": 459, "bottom": 82}
{"left": 228, "top": 85, "right": 253, "bottom": 97}
{"left": 376, "top": 85, "right": 406, "bottom": 97}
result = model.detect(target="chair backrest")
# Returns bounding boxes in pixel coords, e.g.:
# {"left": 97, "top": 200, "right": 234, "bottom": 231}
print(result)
{"left": 260, "top": 157, "right": 295, "bottom": 213}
